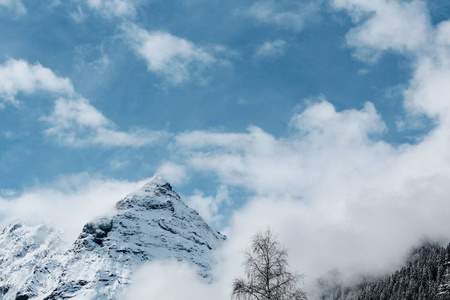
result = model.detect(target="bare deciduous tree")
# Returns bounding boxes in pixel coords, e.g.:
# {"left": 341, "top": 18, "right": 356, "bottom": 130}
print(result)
{"left": 232, "top": 228, "right": 308, "bottom": 300}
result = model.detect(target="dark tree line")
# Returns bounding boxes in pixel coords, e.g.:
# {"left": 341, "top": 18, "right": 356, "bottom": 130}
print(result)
{"left": 319, "top": 241, "right": 450, "bottom": 300}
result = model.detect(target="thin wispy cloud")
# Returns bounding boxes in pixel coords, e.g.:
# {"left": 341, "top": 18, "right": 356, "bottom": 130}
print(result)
{"left": 254, "top": 39, "right": 288, "bottom": 60}
{"left": 0, "top": 58, "right": 164, "bottom": 148}
{"left": 0, "top": 0, "right": 26, "bottom": 15}
{"left": 122, "top": 23, "right": 226, "bottom": 85}
{"left": 42, "top": 97, "right": 167, "bottom": 148}
{"left": 244, "top": 0, "right": 321, "bottom": 32}
{"left": 77, "top": 0, "right": 145, "bottom": 19}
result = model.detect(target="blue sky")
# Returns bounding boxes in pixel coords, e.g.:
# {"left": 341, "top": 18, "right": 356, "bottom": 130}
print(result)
{"left": 2, "top": 0, "right": 450, "bottom": 297}
{"left": 0, "top": 0, "right": 429, "bottom": 192}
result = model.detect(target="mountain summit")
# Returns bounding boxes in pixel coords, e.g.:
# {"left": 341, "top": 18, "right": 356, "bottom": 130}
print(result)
{"left": 0, "top": 177, "right": 226, "bottom": 299}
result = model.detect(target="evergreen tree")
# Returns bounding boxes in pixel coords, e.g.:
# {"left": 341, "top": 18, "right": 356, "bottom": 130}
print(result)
{"left": 320, "top": 242, "right": 450, "bottom": 300}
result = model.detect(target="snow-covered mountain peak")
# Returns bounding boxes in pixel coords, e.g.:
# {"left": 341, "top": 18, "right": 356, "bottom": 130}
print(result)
{"left": 138, "top": 176, "right": 171, "bottom": 194}
{"left": 0, "top": 179, "right": 226, "bottom": 299}
{"left": 39, "top": 179, "right": 226, "bottom": 299}
{"left": 144, "top": 175, "right": 169, "bottom": 187}
{"left": 115, "top": 176, "right": 181, "bottom": 212}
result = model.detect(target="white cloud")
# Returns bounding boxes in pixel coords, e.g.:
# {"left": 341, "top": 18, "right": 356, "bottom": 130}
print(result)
{"left": 185, "top": 185, "right": 229, "bottom": 225}
{"left": 402, "top": 21, "right": 450, "bottom": 123}
{"left": 0, "top": 59, "right": 162, "bottom": 148}
{"left": 0, "top": 174, "right": 148, "bottom": 242}
{"left": 155, "top": 162, "right": 188, "bottom": 186}
{"left": 244, "top": 0, "right": 321, "bottom": 32}
{"left": 42, "top": 97, "right": 166, "bottom": 147}
{"left": 122, "top": 23, "right": 225, "bottom": 85}
{"left": 119, "top": 260, "right": 218, "bottom": 300}
{"left": 78, "top": 0, "right": 144, "bottom": 19}
{"left": 74, "top": 43, "right": 110, "bottom": 73}
{"left": 254, "top": 39, "right": 287, "bottom": 59}
{"left": 175, "top": 100, "right": 388, "bottom": 197}
{"left": 357, "top": 68, "right": 369, "bottom": 76}
{"left": 331, "top": 0, "right": 432, "bottom": 62}
{"left": 0, "top": 59, "right": 74, "bottom": 108}
{"left": 0, "top": 0, "right": 26, "bottom": 15}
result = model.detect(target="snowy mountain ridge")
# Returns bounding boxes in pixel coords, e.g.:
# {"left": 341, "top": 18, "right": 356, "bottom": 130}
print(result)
{"left": 0, "top": 177, "right": 226, "bottom": 299}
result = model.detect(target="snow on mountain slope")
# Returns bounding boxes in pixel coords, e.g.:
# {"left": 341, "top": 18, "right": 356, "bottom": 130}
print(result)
{"left": 0, "top": 177, "right": 226, "bottom": 300}
{"left": 0, "top": 222, "right": 66, "bottom": 300}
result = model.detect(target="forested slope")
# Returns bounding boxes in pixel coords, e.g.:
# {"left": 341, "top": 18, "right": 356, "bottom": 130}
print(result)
{"left": 319, "top": 242, "right": 450, "bottom": 300}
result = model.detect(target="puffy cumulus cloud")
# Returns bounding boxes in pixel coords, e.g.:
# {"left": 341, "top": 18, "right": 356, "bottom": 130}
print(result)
{"left": 122, "top": 23, "right": 228, "bottom": 85}
{"left": 0, "top": 0, "right": 26, "bottom": 15}
{"left": 290, "top": 100, "right": 386, "bottom": 146}
{"left": 254, "top": 39, "right": 288, "bottom": 60}
{"left": 244, "top": 0, "right": 321, "bottom": 32}
{"left": 174, "top": 100, "right": 388, "bottom": 198}
{"left": 78, "top": 0, "right": 145, "bottom": 19}
{"left": 331, "top": 0, "right": 432, "bottom": 62}
{"left": 42, "top": 97, "right": 167, "bottom": 147}
{"left": 0, "top": 59, "right": 74, "bottom": 108}
{"left": 0, "top": 174, "right": 148, "bottom": 243}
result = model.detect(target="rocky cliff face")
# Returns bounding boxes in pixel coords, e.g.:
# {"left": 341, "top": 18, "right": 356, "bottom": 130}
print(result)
{"left": 0, "top": 177, "right": 226, "bottom": 300}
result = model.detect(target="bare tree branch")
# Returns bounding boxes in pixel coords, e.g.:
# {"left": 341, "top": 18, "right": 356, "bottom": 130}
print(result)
{"left": 231, "top": 228, "right": 308, "bottom": 300}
